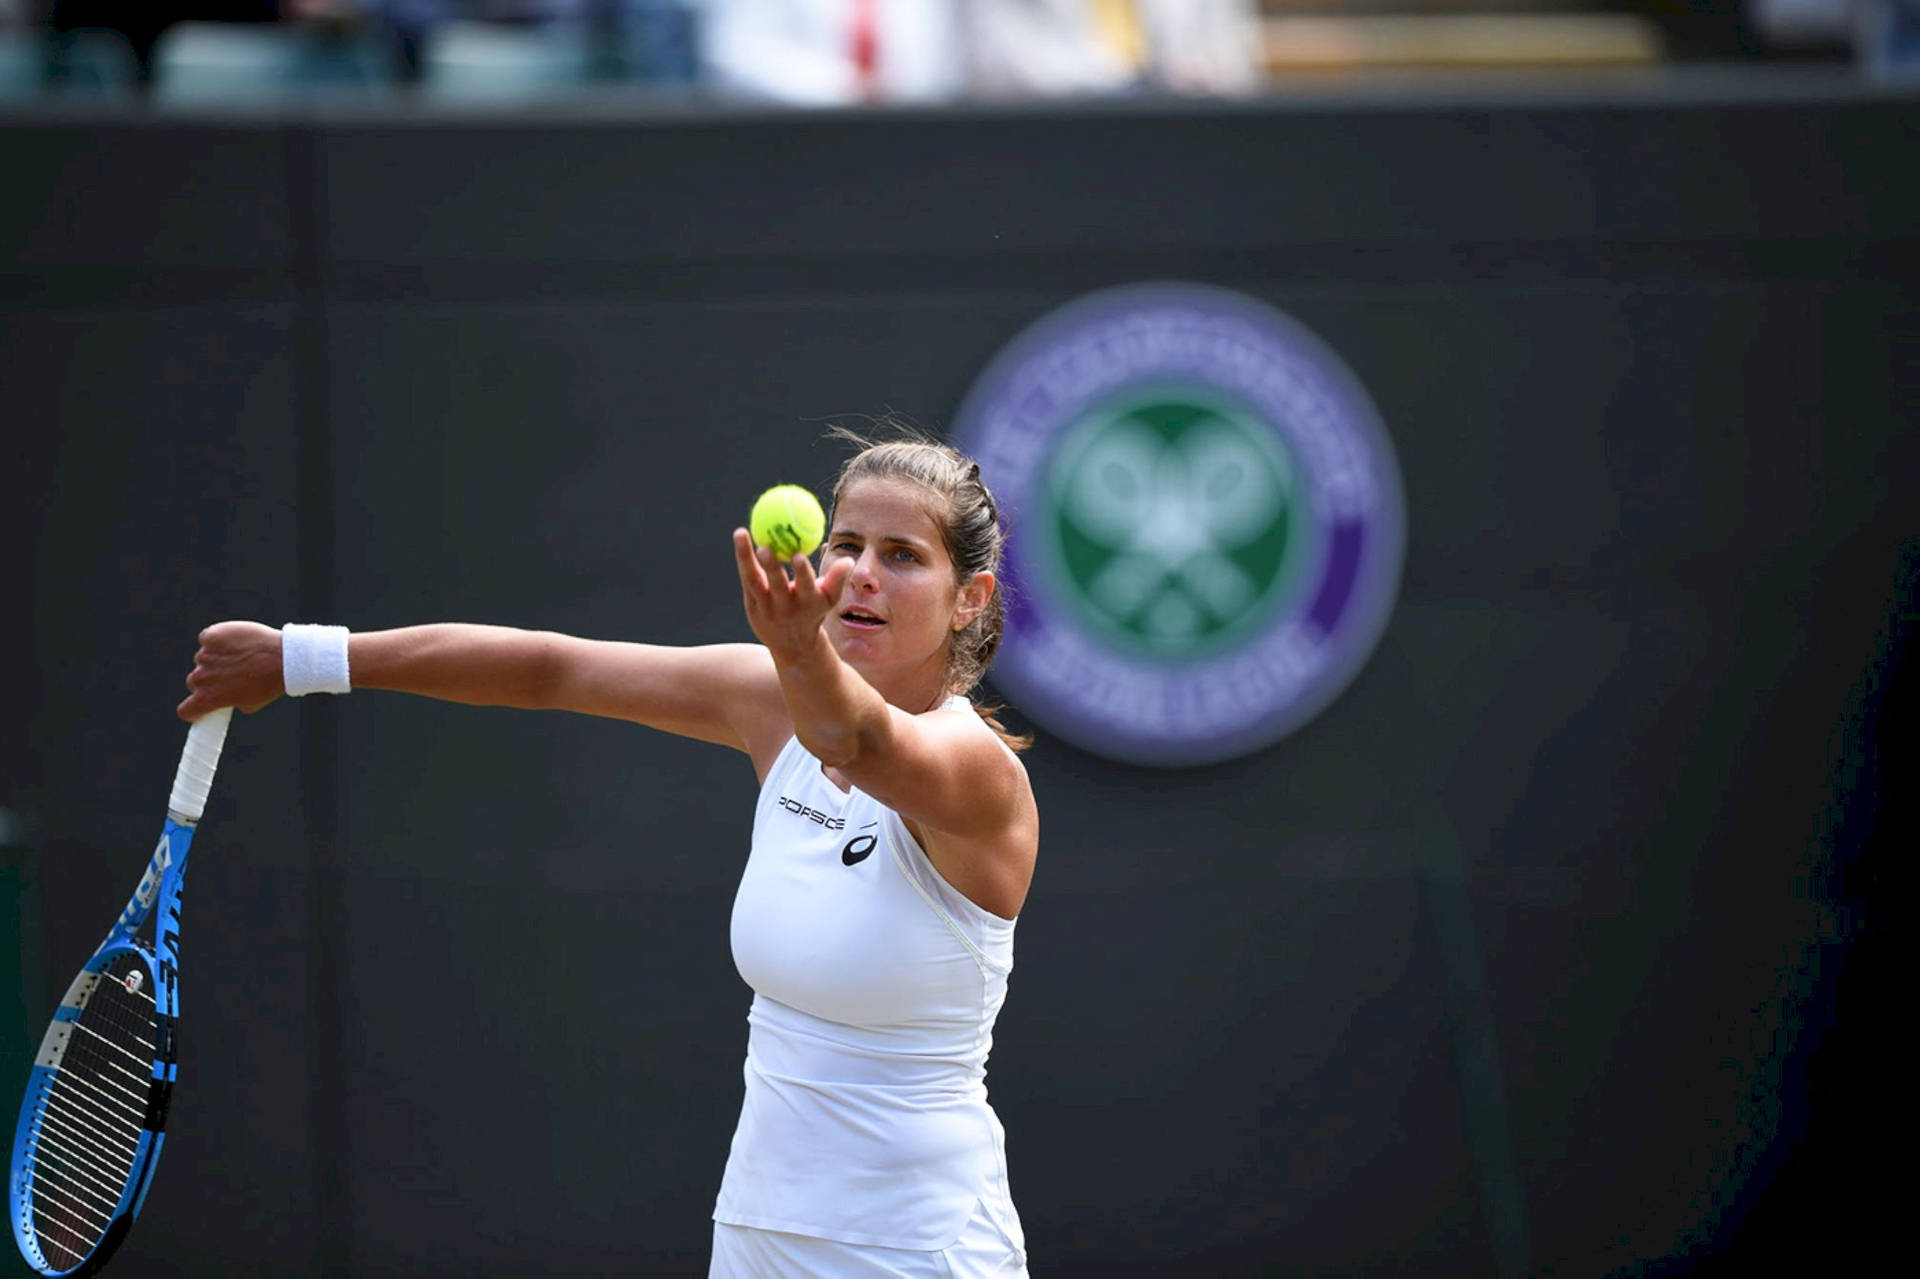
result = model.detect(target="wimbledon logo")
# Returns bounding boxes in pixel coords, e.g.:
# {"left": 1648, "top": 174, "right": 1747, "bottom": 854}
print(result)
{"left": 952, "top": 283, "right": 1405, "bottom": 767}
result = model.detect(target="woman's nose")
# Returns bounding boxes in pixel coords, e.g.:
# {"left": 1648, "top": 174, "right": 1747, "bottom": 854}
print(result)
{"left": 848, "top": 548, "right": 881, "bottom": 590}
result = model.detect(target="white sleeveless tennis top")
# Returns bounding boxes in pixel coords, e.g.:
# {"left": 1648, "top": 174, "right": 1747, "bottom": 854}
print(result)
{"left": 713, "top": 714, "right": 1020, "bottom": 1251}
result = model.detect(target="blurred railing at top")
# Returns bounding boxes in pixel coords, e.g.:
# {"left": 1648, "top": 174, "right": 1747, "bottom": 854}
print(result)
{"left": 0, "top": 1, "right": 1913, "bottom": 112}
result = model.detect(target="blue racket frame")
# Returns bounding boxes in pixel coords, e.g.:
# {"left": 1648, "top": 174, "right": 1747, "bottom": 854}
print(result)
{"left": 9, "top": 819, "right": 194, "bottom": 1277}
{"left": 11, "top": 707, "right": 228, "bottom": 1278}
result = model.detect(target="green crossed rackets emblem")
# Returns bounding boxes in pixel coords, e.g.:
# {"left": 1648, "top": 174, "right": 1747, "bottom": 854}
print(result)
{"left": 1042, "top": 398, "right": 1304, "bottom": 656}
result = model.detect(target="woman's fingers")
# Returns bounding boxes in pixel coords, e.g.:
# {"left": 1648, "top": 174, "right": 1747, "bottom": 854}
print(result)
{"left": 175, "top": 625, "right": 283, "bottom": 719}
{"left": 734, "top": 532, "right": 812, "bottom": 628}
{"left": 815, "top": 557, "right": 854, "bottom": 603}
{"left": 734, "top": 533, "right": 849, "bottom": 644}
{"left": 733, "top": 529, "right": 772, "bottom": 601}
{"left": 757, "top": 546, "right": 797, "bottom": 617}
{"left": 791, "top": 553, "right": 852, "bottom": 612}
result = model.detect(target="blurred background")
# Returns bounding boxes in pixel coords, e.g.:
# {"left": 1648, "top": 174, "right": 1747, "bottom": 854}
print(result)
{"left": 0, "top": 1, "right": 1916, "bottom": 103}
{"left": 3, "top": 1, "right": 1913, "bottom": 1276}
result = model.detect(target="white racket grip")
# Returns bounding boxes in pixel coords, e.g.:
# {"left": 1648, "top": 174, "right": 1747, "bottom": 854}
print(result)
{"left": 168, "top": 707, "right": 234, "bottom": 824}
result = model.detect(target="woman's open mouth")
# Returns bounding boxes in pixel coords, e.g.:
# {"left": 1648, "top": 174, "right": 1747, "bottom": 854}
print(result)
{"left": 840, "top": 607, "right": 886, "bottom": 630}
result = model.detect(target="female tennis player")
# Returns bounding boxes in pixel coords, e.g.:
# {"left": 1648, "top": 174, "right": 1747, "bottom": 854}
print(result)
{"left": 177, "top": 432, "right": 1037, "bottom": 1277}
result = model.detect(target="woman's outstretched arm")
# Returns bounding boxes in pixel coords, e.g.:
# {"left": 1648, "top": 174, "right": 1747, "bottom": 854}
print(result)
{"left": 176, "top": 621, "right": 790, "bottom": 755}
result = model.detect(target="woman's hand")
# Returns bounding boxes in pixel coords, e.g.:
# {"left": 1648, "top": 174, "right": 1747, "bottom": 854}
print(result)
{"left": 732, "top": 529, "right": 853, "bottom": 667}
{"left": 176, "top": 621, "right": 286, "bottom": 720}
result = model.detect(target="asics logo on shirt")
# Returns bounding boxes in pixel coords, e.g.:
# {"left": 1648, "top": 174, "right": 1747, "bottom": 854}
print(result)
{"left": 841, "top": 835, "right": 877, "bottom": 866}
{"left": 778, "top": 796, "right": 846, "bottom": 830}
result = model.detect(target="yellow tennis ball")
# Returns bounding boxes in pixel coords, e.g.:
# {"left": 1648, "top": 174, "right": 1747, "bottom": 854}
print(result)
{"left": 749, "top": 484, "right": 826, "bottom": 559}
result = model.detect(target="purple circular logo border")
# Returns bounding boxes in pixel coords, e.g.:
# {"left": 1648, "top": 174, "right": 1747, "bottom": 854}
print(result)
{"left": 953, "top": 282, "right": 1407, "bottom": 767}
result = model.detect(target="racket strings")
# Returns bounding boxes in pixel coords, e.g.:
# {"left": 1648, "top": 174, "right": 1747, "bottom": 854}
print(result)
{"left": 25, "top": 952, "right": 159, "bottom": 1266}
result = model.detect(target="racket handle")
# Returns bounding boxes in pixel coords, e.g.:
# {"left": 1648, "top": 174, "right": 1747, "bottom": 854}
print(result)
{"left": 168, "top": 707, "right": 234, "bottom": 825}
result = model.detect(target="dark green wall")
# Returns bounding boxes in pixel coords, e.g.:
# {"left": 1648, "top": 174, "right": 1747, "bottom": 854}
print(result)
{"left": 4, "top": 78, "right": 1913, "bottom": 1276}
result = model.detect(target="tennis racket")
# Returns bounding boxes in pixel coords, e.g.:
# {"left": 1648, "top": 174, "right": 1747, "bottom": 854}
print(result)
{"left": 9, "top": 708, "right": 233, "bottom": 1276}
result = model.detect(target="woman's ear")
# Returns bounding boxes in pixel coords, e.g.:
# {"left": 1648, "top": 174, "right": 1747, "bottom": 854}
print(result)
{"left": 953, "top": 571, "right": 996, "bottom": 631}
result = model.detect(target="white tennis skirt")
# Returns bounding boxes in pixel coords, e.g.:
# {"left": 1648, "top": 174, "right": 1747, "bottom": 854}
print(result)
{"left": 711, "top": 1197, "right": 1027, "bottom": 1278}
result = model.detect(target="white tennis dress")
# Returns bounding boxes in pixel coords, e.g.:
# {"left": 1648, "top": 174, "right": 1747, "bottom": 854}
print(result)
{"left": 712, "top": 716, "right": 1026, "bottom": 1276}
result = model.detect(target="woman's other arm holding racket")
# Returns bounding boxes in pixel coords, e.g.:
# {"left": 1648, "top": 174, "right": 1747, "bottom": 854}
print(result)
{"left": 175, "top": 621, "right": 792, "bottom": 760}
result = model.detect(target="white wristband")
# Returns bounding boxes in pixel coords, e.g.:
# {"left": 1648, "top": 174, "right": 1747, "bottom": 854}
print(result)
{"left": 282, "top": 624, "right": 352, "bottom": 697}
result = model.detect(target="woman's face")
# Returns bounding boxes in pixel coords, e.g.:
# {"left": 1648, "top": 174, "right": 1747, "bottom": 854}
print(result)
{"left": 820, "top": 476, "right": 990, "bottom": 705}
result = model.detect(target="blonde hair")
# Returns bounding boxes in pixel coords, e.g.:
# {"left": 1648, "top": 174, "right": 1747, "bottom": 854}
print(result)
{"left": 827, "top": 422, "right": 1032, "bottom": 753}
